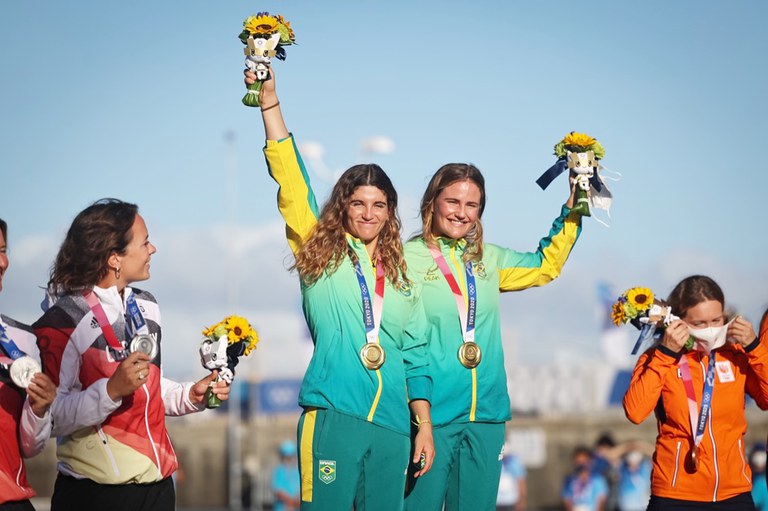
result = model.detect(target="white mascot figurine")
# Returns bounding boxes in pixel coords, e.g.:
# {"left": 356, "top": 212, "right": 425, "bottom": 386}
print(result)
{"left": 199, "top": 336, "right": 235, "bottom": 384}
{"left": 244, "top": 33, "right": 281, "bottom": 80}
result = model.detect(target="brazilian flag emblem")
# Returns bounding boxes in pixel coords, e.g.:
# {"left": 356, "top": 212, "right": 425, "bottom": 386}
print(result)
{"left": 319, "top": 460, "right": 336, "bottom": 484}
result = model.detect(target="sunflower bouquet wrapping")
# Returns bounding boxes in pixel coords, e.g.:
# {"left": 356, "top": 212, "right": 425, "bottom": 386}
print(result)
{"left": 199, "top": 316, "right": 260, "bottom": 408}
{"left": 536, "top": 132, "right": 613, "bottom": 218}
{"left": 239, "top": 12, "right": 296, "bottom": 107}
{"left": 612, "top": 287, "right": 692, "bottom": 354}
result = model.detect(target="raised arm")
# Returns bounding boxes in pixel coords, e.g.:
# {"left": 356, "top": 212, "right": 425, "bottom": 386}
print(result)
{"left": 248, "top": 67, "right": 319, "bottom": 255}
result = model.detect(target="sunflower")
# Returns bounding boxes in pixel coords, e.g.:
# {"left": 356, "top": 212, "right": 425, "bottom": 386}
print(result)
{"left": 275, "top": 15, "right": 296, "bottom": 43}
{"left": 225, "top": 316, "right": 252, "bottom": 343}
{"left": 562, "top": 132, "right": 596, "bottom": 148}
{"left": 244, "top": 14, "right": 279, "bottom": 35}
{"left": 243, "top": 329, "right": 260, "bottom": 356}
{"left": 627, "top": 287, "right": 654, "bottom": 312}
{"left": 611, "top": 301, "right": 626, "bottom": 326}
{"left": 202, "top": 321, "right": 224, "bottom": 338}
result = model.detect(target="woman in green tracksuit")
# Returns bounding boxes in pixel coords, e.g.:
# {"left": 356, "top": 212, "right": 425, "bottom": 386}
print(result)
{"left": 247, "top": 68, "right": 434, "bottom": 511}
{"left": 403, "top": 163, "right": 583, "bottom": 511}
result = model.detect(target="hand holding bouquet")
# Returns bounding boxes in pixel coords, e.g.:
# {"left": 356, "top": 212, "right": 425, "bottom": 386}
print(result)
{"left": 199, "top": 316, "right": 260, "bottom": 408}
{"left": 612, "top": 287, "right": 692, "bottom": 354}
{"left": 239, "top": 13, "right": 296, "bottom": 107}
{"left": 537, "top": 132, "right": 612, "bottom": 218}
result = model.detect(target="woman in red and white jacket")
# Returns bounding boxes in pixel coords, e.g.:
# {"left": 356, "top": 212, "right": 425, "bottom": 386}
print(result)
{"left": 624, "top": 275, "right": 768, "bottom": 511}
{"left": 0, "top": 218, "right": 56, "bottom": 511}
{"left": 34, "top": 200, "right": 230, "bottom": 511}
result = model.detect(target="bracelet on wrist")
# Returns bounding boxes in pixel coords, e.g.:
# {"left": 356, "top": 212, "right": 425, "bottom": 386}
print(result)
{"left": 261, "top": 101, "right": 280, "bottom": 112}
{"left": 412, "top": 415, "right": 431, "bottom": 428}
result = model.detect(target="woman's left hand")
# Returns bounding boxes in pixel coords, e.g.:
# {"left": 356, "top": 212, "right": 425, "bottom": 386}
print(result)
{"left": 27, "top": 372, "right": 57, "bottom": 418}
{"left": 412, "top": 423, "right": 435, "bottom": 478}
{"left": 728, "top": 316, "right": 757, "bottom": 347}
{"left": 190, "top": 370, "right": 231, "bottom": 405}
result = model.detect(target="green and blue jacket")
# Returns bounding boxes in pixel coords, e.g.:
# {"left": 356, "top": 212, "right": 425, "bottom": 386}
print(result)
{"left": 263, "top": 136, "right": 431, "bottom": 436}
{"left": 404, "top": 206, "right": 582, "bottom": 426}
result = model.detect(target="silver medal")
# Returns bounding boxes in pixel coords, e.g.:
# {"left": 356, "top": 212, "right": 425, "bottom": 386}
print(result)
{"left": 10, "top": 356, "right": 41, "bottom": 389}
{"left": 130, "top": 334, "right": 158, "bottom": 359}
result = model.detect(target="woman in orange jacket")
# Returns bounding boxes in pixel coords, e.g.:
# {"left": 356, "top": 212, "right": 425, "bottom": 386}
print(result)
{"left": 624, "top": 275, "right": 768, "bottom": 511}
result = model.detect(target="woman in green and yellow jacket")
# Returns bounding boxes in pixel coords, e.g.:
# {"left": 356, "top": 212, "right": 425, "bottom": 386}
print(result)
{"left": 248, "top": 68, "right": 434, "bottom": 511}
{"left": 403, "top": 163, "right": 583, "bottom": 511}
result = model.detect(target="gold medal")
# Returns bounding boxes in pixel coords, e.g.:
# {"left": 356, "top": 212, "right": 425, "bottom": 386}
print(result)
{"left": 458, "top": 342, "right": 482, "bottom": 369}
{"left": 360, "top": 343, "right": 385, "bottom": 370}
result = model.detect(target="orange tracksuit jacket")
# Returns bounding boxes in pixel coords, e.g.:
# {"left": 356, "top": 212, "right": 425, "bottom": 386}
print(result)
{"left": 623, "top": 338, "right": 768, "bottom": 502}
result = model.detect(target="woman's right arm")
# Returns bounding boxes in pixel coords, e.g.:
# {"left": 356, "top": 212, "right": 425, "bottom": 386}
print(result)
{"left": 248, "top": 68, "right": 319, "bottom": 256}
{"left": 623, "top": 320, "right": 689, "bottom": 424}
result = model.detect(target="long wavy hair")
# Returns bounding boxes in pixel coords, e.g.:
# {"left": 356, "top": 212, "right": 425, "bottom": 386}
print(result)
{"left": 293, "top": 164, "right": 407, "bottom": 286}
{"left": 667, "top": 275, "right": 725, "bottom": 319}
{"left": 415, "top": 163, "right": 487, "bottom": 263}
{"left": 48, "top": 199, "right": 139, "bottom": 294}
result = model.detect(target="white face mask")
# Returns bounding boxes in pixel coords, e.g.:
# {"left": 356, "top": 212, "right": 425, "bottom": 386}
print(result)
{"left": 688, "top": 318, "right": 734, "bottom": 353}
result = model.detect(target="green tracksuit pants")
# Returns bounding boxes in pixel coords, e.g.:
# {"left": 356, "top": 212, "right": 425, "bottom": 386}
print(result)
{"left": 297, "top": 407, "right": 410, "bottom": 510}
{"left": 405, "top": 421, "right": 505, "bottom": 511}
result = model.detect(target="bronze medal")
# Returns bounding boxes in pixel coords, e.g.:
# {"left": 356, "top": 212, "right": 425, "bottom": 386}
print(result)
{"left": 458, "top": 341, "right": 482, "bottom": 369}
{"left": 360, "top": 343, "right": 385, "bottom": 370}
{"left": 690, "top": 445, "right": 700, "bottom": 472}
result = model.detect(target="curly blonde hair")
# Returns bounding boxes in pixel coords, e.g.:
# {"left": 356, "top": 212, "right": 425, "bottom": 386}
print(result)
{"left": 293, "top": 164, "right": 408, "bottom": 286}
{"left": 415, "top": 163, "right": 486, "bottom": 263}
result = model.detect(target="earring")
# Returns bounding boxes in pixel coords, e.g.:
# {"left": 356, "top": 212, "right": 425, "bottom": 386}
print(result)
{"left": 114, "top": 267, "right": 121, "bottom": 279}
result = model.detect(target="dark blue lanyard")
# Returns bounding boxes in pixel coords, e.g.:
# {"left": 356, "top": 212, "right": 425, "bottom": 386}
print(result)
{"left": 0, "top": 322, "right": 26, "bottom": 360}
{"left": 125, "top": 292, "right": 147, "bottom": 338}
{"left": 695, "top": 354, "right": 717, "bottom": 443}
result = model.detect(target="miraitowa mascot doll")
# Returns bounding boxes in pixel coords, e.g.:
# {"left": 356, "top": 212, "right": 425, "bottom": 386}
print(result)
{"left": 536, "top": 132, "right": 614, "bottom": 221}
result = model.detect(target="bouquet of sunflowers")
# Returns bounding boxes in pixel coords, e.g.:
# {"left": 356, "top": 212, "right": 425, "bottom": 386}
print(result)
{"left": 239, "top": 12, "right": 296, "bottom": 107}
{"left": 199, "top": 315, "right": 260, "bottom": 408}
{"left": 612, "top": 287, "right": 693, "bottom": 354}
{"left": 536, "top": 132, "right": 612, "bottom": 218}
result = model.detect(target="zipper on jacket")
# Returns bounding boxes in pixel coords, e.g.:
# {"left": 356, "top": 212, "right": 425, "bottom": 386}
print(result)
{"left": 739, "top": 439, "right": 751, "bottom": 484}
{"left": 671, "top": 440, "right": 681, "bottom": 487}
{"left": 449, "top": 245, "right": 477, "bottom": 421}
{"left": 96, "top": 425, "right": 120, "bottom": 477}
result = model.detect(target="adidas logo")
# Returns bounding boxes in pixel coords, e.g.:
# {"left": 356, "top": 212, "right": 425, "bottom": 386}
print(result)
{"left": 91, "top": 317, "right": 100, "bottom": 329}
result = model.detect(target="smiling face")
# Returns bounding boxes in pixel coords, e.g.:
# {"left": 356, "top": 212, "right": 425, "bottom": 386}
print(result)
{"left": 430, "top": 179, "right": 482, "bottom": 240}
{"left": 343, "top": 185, "right": 390, "bottom": 249}
{"left": 110, "top": 214, "right": 157, "bottom": 286}
{"left": 0, "top": 228, "right": 8, "bottom": 293}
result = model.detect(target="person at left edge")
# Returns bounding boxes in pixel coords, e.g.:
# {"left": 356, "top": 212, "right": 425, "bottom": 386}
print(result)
{"left": 249, "top": 67, "right": 434, "bottom": 510}
{"left": 33, "top": 199, "right": 231, "bottom": 511}
{"left": 0, "top": 218, "right": 56, "bottom": 511}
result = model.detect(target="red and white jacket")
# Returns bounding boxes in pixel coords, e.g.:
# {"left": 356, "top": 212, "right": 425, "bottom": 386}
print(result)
{"left": 34, "top": 286, "right": 202, "bottom": 485}
{"left": 0, "top": 314, "right": 51, "bottom": 505}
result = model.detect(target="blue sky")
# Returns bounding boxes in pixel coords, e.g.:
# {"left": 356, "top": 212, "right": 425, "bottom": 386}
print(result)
{"left": 2, "top": 1, "right": 767, "bottom": 380}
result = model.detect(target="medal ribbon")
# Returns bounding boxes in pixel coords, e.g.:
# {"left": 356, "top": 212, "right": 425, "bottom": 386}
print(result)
{"left": 427, "top": 244, "right": 476, "bottom": 344}
{"left": 350, "top": 251, "right": 385, "bottom": 346}
{"left": 125, "top": 291, "right": 149, "bottom": 338}
{"left": 0, "top": 320, "right": 27, "bottom": 361}
{"left": 83, "top": 290, "right": 125, "bottom": 351}
{"left": 678, "top": 352, "right": 717, "bottom": 451}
